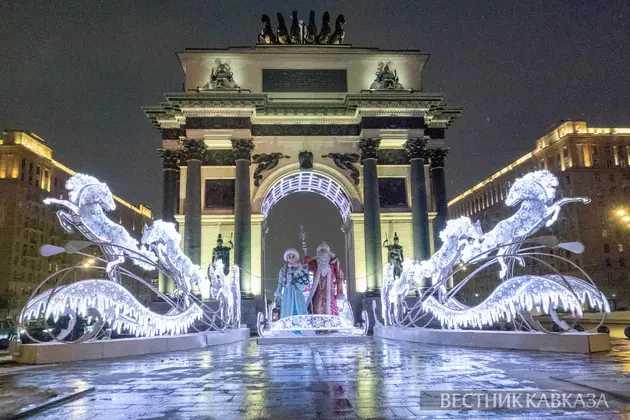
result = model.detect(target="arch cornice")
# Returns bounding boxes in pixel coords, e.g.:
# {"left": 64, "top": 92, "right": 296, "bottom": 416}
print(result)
{"left": 251, "top": 162, "right": 363, "bottom": 216}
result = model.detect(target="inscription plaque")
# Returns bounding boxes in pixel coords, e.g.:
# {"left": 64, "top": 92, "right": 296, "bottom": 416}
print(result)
{"left": 263, "top": 69, "right": 347, "bottom": 92}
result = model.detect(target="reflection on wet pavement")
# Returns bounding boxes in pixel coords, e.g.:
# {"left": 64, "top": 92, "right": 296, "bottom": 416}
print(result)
{"left": 2, "top": 338, "right": 630, "bottom": 419}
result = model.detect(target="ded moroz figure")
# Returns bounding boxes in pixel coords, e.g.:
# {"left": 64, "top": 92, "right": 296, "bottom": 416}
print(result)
{"left": 306, "top": 242, "right": 345, "bottom": 315}
{"left": 274, "top": 248, "right": 310, "bottom": 319}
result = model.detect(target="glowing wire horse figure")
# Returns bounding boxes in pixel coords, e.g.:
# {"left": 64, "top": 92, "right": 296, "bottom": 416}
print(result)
{"left": 43, "top": 173, "right": 157, "bottom": 280}
{"left": 141, "top": 220, "right": 204, "bottom": 307}
{"left": 461, "top": 170, "right": 589, "bottom": 278}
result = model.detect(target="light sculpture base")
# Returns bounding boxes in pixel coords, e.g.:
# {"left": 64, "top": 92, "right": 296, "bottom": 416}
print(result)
{"left": 11, "top": 327, "right": 250, "bottom": 365}
{"left": 373, "top": 325, "right": 611, "bottom": 354}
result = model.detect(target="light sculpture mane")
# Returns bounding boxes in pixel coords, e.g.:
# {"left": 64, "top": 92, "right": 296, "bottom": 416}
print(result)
{"left": 381, "top": 170, "right": 610, "bottom": 332}
{"left": 20, "top": 173, "right": 241, "bottom": 343}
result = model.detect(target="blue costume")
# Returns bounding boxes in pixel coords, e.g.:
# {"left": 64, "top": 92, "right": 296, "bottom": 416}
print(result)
{"left": 274, "top": 265, "right": 309, "bottom": 318}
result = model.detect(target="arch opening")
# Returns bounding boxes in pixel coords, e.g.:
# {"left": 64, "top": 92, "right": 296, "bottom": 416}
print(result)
{"left": 261, "top": 172, "right": 353, "bottom": 220}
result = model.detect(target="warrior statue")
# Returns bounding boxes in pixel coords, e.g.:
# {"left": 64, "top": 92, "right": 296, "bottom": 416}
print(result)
{"left": 370, "top": 61, "right": 404, "bottom": 90}
{"left": 207, "top": 59, "right": 239, "bottom": 89}
{"left": 276, "top": 12, "right": 289, "bottom": 44}
{"left": 252, "top": 152, "right": 290, "bottom": 187}
{"left": 305, "top": 10, "right": 317, "bottom": 44}
{"left": 211, "top": 233, "right": 233, "bottom": 276}
{"left": 317, "top": 12, "right": 331, "bottom": 44}
{"left": 384, "top": 232, "right": 404, "bottom": 279}
{"left": 274, "top": 248, "right": 310, "bottom": 318}
{"left": 322, "top": 152, "right": 360, "bottom": 185}
{"left": 306, "top": 243, "right": 345, "bottom": 315}
{"left": 329, "top": 14, "right": 346, "bottom": 44}
{"left": 258, "top": 14, "right": 276, "bottom": 44}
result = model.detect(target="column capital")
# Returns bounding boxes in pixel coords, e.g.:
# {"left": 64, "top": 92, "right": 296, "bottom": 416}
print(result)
{"left": 231, "top": 138, "right": 255, "bottom": 161}
{"left": 358, "top": 138, "right": 381, "bottom": 160}
{"left": 158, "top": 149, "right": 181, "bottom": 170}
{"left": 404, "top": 137, "right": 429, "bottom": 160}
{"left": 429, "top": 148, "right": 449, "bottom": 169}
{"left": 182, "top": 139, "right": 207, "bottom": 162}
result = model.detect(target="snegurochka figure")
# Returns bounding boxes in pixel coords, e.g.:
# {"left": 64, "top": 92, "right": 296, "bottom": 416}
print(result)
{"left": 212, "top": 234, "right": 233, "bottom": 276}
{"left": 274, "top": 248, "right": 310, "bottom": 318}
{"left": 384, "top": 232, "right": 404, "bottom": 278}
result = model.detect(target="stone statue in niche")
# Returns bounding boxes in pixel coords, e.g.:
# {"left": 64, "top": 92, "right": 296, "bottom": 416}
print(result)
{"left": 252, "top": 152, "right": 290, "bottom": 187}
{"left": 322, "top": 152, "right": 360, "bottom": 185}
{"left": 203, "top": 59, "right": 239, "bottom": 90}
{"left": 299, "top": 151, "right": 313, "bottom": 170}
{"left": 289, "top": 10, "right": 301, "bottom": 44}
{"left": 258, "top": 14, "right": 276, "bottom": 44}
{"left": 370, "top": 61, "right": 404, "bottom": 90}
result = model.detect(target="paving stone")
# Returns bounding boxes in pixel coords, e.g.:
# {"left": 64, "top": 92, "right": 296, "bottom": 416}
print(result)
{"left": 2, "top": 338, "right": 630, "bottom": 418}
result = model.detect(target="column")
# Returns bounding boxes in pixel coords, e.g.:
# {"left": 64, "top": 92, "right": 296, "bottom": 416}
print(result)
{"left": 158, "top": 149, "right": 180, "bottom": 223}
{"left": 232, "top": 139, "right": 254, "bottom": 296}
{"left": 405, "top": 138, "right": 431, "bottom": 287}
{"left": 182, "top": 139, "right": 206, "bottom": 266}
{"left": 430, "top": 148, "right": 449, "bottom": 251}
{"left": 359, "top": 138, "right": 383, "bottom": 295}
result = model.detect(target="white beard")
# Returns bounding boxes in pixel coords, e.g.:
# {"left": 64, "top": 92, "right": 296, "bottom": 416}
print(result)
{"left": 316, "top": 254, "right": 331, "bottom": 276}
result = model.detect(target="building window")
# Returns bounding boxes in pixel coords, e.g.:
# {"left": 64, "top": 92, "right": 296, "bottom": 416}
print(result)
{"left": 620, "top": 257, "right": 626, "bottom": 268}
{"left": 378, "top": 178, "right": 408, "bottom": 208}
{"left": 614, "top": 145, "right": 620, "bottom": 166}
{"left": 604, "top": 243, "right": 610, "bottom": 253}
{"left": 618, "top": 243, "right": 624, "bottom": 253}
{"left": 610, "top": 187, "right": 616, "bottom": 196}
{"left": 594, "top": 173, "right": 600, "bottom": 182}
{"left": 566, "top": 175, "right": 571, "bottom": 185}
{"left": 605, "top": 258, "right": 612, "bottom": 267}
{"left": 602, "top": 229, "right": 608, "bottom": 238}
{"left": 609, "top": 174, "right": 615, "bottom": 182}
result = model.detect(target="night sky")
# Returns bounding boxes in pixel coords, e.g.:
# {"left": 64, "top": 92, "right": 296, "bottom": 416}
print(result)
{"left": 1, "top": 2, "right": 629, "bottom": 262}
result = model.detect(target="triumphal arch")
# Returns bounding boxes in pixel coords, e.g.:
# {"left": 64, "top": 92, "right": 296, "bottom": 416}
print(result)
{"left": 144, "top": 13, "right": 460, "bottom": 325}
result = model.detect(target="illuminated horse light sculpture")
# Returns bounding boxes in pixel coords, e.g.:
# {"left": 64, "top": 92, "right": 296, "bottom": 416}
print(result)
{"left": 384, "top": 170, "right": 610, "bottom": 332}
{"left": 43, "top": 173, "right": 158, "bottom": 279}
{"left": 21, "top": 173, "right": 240, "bottom": 340}
{"left": 207, "top": 260, "right": 240, "bottom": 328}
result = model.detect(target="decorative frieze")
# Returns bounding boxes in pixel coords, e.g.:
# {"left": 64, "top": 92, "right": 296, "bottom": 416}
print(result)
{"left": 251, "top": 124, "right": 360, "bottom": 137}
{"left": 160, "top": 128, "right": 185, "bottom": 140}
{"left": 182, "top": 139, "right": 207, "bottom": 162}
{"left": 360, "top": 117, "right": 425, "bottom": 130}
{"left": 231, "top": 139, "right": 255, "bottom": 161}
{"left": 358, "top": 138, "right": 381, "bottom": 160}
{"left": 404, "top": 138, "right": 429, "bottom": 161}
{"left": 186, "top": 117, "right": 251, "bottom": 130}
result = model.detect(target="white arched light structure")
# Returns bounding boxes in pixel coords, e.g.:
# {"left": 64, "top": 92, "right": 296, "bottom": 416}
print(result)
{"left": 261, "top": 172, "right": 352, "bottom": 220}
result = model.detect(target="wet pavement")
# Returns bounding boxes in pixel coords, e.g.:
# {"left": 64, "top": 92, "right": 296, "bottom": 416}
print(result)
{"left": 1, "top": 337, "right": 630, "bottom": 419}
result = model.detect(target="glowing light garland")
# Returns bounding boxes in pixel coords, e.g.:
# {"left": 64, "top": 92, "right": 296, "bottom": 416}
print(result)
{"left": 23, "top": 280, "right": 204, "bottom": 336}
{"left": 382, "top": 170, "right": 610, "bottom": 331}
{"left": 21, "top": 173, "right": 241, "bottom": 340}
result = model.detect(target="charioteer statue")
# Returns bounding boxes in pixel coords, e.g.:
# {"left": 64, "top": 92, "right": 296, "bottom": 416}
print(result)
{"left": 212, "top": 233, "right": 233, "bottom": 276}
{"left": 384, "top": 232, "right": 404, "bottom": 278}
{"left": 370, "top": 61, "right": 404, "bottom": 90}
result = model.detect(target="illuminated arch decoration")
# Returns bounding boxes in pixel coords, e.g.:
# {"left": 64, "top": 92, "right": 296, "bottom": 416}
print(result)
{"left": 261, "top": 172, "right": 352, "bottom": 220}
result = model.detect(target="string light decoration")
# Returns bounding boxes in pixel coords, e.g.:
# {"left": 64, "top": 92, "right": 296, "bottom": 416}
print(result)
{"left": 382, "top": 170, "right": 610, "bottom": 332}
{"left": 23, "top": 280, "right": 204, "bottom": 337}
{"left": 21, "top": 173, "right": 241, "bottom": 341}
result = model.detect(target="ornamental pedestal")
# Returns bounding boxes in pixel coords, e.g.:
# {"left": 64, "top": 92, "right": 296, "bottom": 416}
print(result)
{"left": 359, "top": 138, "right": 383, "bottom": 295}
